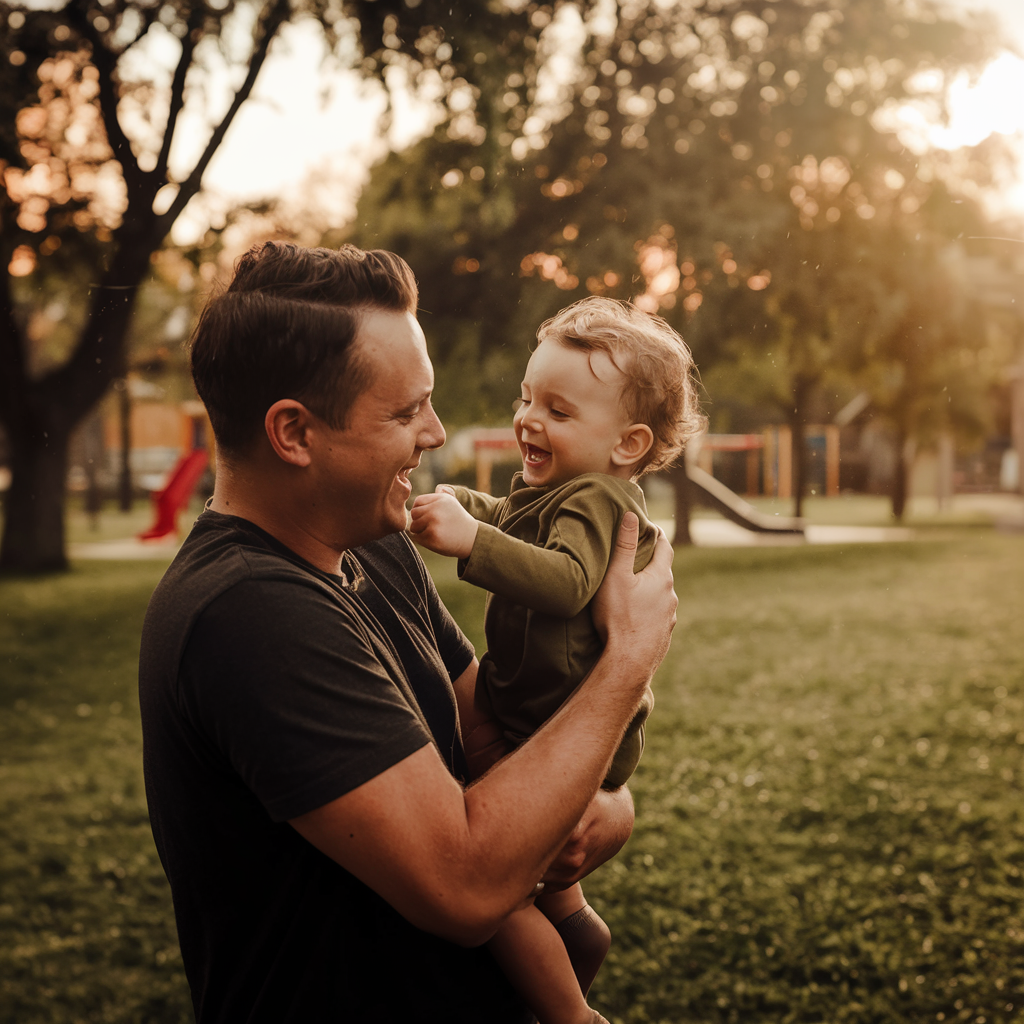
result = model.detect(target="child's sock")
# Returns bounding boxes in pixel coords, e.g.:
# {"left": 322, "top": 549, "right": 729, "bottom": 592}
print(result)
{"left": 553, "top": 905, "right": 611, "bottom": 996}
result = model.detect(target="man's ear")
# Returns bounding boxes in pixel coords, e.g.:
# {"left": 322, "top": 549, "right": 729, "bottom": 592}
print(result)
{"left": 611, "top": 423, "right": 654, "bottom": 471}
{"left": 264, "top": 400, "right": 315, "bottom": 467}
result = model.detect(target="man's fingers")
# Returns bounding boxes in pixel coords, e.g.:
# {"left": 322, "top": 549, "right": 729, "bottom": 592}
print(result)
{"left": 648, "top": 525, "right": 675, "bottom": 571}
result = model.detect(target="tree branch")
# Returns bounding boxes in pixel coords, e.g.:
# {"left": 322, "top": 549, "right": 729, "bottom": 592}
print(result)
{"left": 62, "top": 0, "right": 144, "bottom": 197}
{"left": 154, "top": 4, "right": 205, "bottom": 183}
{"left": 156, "top": 0, "right": 291, "bottom": 232}
{"left": 43, "top": 254, "right": 148, "bottom": 427}
{"left": 121, "top": 5, "right": 162, "bottom": 55}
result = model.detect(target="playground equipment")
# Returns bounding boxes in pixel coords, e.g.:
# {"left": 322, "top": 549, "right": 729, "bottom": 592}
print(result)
{"left": 137, "top": 403, "right": 211, "bottom": 541}
{"left": 685, "top": 463, "right": 803, "bottom": 534}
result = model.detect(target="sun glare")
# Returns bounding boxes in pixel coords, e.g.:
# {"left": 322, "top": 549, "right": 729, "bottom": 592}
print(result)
{"left": 934, "top": 54, "right": 1024, "bottom": 148}
{"left": 931, "top": 53, "right": 1024, "bottom": 212}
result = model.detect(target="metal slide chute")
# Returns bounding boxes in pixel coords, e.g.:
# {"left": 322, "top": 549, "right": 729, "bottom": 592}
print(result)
{"left": 686, "top": 463, "right": 805, "bottom": 534}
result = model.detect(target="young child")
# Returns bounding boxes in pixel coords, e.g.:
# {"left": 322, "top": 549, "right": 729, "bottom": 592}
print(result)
{"left": 409, "top": 296, "right": 704, "bottom": 1023}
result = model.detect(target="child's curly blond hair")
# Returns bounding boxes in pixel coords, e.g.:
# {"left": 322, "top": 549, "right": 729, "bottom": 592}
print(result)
{"left": 536, "top": 296, "right": 705, "bottom": 476}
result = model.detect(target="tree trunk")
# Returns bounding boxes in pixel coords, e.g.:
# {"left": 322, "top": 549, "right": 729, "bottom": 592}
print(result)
{"left": 81, "top": 407, "right": 105, "bottom": 528}
{"left": 790, "top": 416, "right": 807, "bottom": 520}
{"left": 667, "top": 461, "right": 693, "bottom": 545}
{"left": 0, "top": 246, "right": 147, "bottom": 573}
{"left": 0, "top": 426, "right": 70, "bottom": 573}
{"left": 891, "top": 429, "right": 913, "bottom": 521}
{"left": 788, "top": 376, "right": 814, "bottom": 520}
{"left": 118, "top": 378, "right": 132, "bottom": 512}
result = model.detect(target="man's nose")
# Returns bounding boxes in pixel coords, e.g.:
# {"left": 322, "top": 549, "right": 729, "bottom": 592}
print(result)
{"left": 420, "top": 406, "right": 446, "bottom": 451}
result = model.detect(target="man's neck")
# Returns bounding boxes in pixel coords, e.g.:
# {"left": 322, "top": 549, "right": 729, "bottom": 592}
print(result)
{"left": 209, "top": 463, "right": 346, "bottom": 576}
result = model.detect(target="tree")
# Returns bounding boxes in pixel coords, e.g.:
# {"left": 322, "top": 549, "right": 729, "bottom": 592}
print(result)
{"left": 346, "top": 0, "right": 1003, "bottom": 526}
{"left": 855, "top": 234, "right": 992, "bottom": 519}
{"left": 0, "top": 0, "right": 340, "bottom": 572}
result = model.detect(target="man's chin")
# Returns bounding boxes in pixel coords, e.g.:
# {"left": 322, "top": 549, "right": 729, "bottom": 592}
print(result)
{"left": 344, "top": 507, "right": 409, "bottom": 551}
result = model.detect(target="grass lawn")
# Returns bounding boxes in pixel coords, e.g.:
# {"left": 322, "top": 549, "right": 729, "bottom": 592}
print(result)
{"left": 1, "top": 529, "right": 1022, "bottom": 1023}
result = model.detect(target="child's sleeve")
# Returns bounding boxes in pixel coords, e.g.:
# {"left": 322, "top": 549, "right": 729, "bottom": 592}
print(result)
{"left": 448, "top": 486, "right": 507, "bottom": 526}
{"left": 458, "top": 479, "right": 654, "bottom": 619}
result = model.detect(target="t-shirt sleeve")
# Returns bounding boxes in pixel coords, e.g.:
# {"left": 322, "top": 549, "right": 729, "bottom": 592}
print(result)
{"left": 178, "top": 577, "right": 433, "bottom": 823}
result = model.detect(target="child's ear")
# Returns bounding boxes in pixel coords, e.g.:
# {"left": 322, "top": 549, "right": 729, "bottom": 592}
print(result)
{"left": 611, "top": 424, "right": 654, "bottom": 470}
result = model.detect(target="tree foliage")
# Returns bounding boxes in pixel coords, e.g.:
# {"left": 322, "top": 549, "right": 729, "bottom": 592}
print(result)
{"left": 348, "top": 0, "right": 1007, "bottom": 517}
{"left": 0, "top": 0, "right": 1013, "bottom": 569}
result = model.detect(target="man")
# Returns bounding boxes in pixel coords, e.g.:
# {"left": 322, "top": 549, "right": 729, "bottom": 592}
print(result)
{"left": 139, "top": 242, "right": 677, "bottom": 1023}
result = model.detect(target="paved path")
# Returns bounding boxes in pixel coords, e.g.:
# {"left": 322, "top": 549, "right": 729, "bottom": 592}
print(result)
{"left": 665, "top": 520, "right": 915, "bottom": 547}
{"left": 71, "top": 521, "right": 915, "bottom": 559}
{"left": 70, "top": 537, "right": 180, "bottom": 560}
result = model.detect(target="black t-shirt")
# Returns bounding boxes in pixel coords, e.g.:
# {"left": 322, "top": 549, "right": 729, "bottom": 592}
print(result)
{"left": 139, "top": 511, "right": 532, "bottom": 1023}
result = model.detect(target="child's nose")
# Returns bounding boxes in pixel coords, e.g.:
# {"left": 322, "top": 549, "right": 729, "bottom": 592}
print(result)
{"left": 520, "top": 407, "right": 543, "bottom": 434}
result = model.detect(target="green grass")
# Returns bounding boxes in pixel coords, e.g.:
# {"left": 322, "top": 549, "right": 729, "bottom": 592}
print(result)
{"left": 596, "top": 535, "right": 1024, "bottom": 1024}
{"left": 0, "top": 561, "right": 190, "bottom": 1024}
{"left": 424, "top": 536, "right": 1024, "bottom": 1023}
{"left": 2, "top": 534, "right": 1022, "bottom": 1022}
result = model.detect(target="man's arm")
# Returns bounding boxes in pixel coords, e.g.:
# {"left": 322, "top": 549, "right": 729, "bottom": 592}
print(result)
{"left": 290, "top": 514, "right": 676, "bottom": 947}
{"left": 450, "top": 658, "right": 635, "bottom": 882}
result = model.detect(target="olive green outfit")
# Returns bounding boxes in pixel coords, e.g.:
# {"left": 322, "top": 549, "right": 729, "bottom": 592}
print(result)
{"left": 452, "top": 472, "right": 657, "bottom": 788}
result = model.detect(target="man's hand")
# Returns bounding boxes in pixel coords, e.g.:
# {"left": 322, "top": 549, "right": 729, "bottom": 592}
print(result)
{"left": 542, "top": 785, "right": 634, "bottom": 891}
{"left": 408, "top": 486, "right": 479, "bottom": 559}
{"left": 592, "top": 512, "right": 676, "bottom": 676}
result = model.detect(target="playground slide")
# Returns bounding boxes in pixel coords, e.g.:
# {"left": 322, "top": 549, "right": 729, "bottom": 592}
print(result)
{"left": 138, "top": 448, "right": 209, "bottom": 541}
{"left": 686, "top": 464, "right": 805, "bottom": 534}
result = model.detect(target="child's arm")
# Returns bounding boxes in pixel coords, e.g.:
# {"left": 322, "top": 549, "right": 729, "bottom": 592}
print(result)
{"left": 464, "top": 480, "right": 656, "bottom": 619}
{"left": 414, "top": 480, "right": 654, "bottom": 619}
{"left": 409, "top": 489, "right": 597, "bottom": 615}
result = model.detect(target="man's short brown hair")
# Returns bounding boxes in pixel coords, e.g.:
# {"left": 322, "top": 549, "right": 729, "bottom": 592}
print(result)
{"left": 536, "top": 296, "right": 705, "bottom": 476}
{"left": 190, "top": 242, "right": 418, "bottom": 458}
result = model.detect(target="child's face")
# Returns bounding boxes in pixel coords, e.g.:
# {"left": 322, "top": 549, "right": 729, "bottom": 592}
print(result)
{"left": 513, "top": 340, "right": 634, "bottom": 488}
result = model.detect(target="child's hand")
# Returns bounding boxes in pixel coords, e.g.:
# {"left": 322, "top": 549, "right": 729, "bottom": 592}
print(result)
{"left": 408, "top": 486, "right": 479, "bottom": 559}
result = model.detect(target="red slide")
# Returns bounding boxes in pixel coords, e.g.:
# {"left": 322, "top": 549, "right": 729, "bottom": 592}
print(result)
{"left": 138, "top": 448, "right": 209, "bottom": 541}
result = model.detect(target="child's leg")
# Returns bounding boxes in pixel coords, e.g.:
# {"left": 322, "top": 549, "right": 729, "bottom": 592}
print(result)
{"left": 488, "top": 903, "right": 597, "bottom": 1024}
{"left": 536, "top": 883, "right": 612, "bottom": 997}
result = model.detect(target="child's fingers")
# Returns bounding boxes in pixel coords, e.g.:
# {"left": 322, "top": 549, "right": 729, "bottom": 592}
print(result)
{"left": 411, "top": 492, "right": 442, "bottom": 510}
{"left": 434, "top": 484, "right": 456, "bottom": 495}
{"left": 407, "top": 505, "right": 434, "bottom": 532}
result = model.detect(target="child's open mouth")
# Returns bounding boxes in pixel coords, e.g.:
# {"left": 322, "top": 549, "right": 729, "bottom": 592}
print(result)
{"left": 523, "top": 444, "right": 550, "bottom": 465}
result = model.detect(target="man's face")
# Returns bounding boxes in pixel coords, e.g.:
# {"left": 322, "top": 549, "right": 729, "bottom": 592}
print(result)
{"left": 313, "top": 308, "right": 444, "bottom": 547}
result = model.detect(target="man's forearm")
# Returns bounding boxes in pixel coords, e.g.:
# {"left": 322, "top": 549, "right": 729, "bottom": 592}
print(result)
{"left": 459, "top": 639, "right": 651, "bottom": 906}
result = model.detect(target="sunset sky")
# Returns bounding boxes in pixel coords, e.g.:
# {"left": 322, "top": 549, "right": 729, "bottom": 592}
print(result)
{"left": 165, "top": 0, "right": 1024, "bottom": 242}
